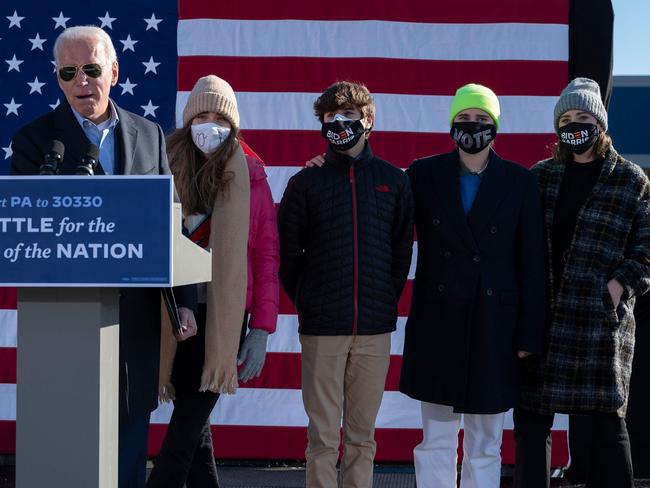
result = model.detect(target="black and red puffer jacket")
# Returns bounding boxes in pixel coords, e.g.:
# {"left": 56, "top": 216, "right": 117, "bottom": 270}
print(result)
{"left": 278, "top": 143, "right": 414, "bottom": 336}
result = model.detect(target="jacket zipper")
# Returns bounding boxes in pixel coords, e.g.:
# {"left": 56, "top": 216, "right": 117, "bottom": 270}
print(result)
{"left": 350, "top": 165, "right": 359, "bottom": 334}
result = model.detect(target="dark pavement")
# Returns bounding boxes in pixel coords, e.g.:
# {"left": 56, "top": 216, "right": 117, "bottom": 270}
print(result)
{"left": 1, "top": 462, "right": 649, "bottom": 487}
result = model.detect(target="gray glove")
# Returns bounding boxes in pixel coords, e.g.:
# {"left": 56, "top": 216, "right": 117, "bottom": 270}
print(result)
{"left": 237, "top": 329, "right": 269, "bottom": 382}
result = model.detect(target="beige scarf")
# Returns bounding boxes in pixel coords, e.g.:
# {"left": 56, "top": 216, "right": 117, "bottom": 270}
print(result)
{"left": 160, "top": 146, "right": 250, "bottom": 399}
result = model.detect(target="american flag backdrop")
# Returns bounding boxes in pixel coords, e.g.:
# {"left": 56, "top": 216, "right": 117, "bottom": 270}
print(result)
{"left": 0, "top": 0, "right": 571, "bottom": 464}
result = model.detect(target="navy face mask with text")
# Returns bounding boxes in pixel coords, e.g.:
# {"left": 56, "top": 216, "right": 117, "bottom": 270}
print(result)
{"left": 321, "top": 116, "right": 367, "bottom": 151}
{"left": 558, "top": 122, "right": 599, "bottom": 154}
{"left": 450, "top": 122, "right": 497, "bottom": 154}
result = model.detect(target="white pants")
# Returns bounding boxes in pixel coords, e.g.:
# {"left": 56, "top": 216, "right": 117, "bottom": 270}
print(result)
{"left": 414, "top": 402, "right": 505, "bottom": 488}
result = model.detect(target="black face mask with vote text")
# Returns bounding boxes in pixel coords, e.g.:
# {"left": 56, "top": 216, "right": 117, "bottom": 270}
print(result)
{"left": 450, "top": 122, "right": 497, "bottom": 154}
{"left": 558, "top": 122, "right": 599, "bottom": 154}
{"left": 321, "top": 119, "right": 367, "bottom": 151}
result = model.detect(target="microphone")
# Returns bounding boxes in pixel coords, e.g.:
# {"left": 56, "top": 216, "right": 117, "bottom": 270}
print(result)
{"left": 76, "top": 144, "right": 100, "bottom": 176}
{"left": 40, "top": 140, "right": 65, "bottom": 175}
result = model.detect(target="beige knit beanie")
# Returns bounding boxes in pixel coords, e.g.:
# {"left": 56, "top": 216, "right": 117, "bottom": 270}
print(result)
{"left": 182, "top": 75, "right": 240, "bottom": 129}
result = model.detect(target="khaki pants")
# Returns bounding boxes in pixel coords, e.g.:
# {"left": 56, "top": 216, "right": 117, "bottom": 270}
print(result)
{"left": 300, "top": 333, "right": 391, "bottom": 488}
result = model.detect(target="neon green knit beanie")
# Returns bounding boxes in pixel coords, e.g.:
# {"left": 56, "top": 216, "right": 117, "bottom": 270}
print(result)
{"left": 449, "top": 83, "right": 501, "bottom": 130}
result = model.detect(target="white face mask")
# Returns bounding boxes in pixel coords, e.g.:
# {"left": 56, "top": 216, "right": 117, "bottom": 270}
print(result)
{"left": 330, "top": 113, "right": 369, "bottom": 129}
{"left": 190, "top": 122, "right": 231, "bottom": 154}
{"left": 332, "top": 113, "right": 353, "bottom": 122}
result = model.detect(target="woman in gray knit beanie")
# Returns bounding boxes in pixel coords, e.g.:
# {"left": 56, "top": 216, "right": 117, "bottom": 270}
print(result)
{"left": 514, "top": 77, "right": 650, "bottom": 488}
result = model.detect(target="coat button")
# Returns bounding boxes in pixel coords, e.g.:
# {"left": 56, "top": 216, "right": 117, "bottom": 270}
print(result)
{"left": 473, "top": 255, "right": 481, "bottom": 263}
{"left": 490, "top": 226, "right": 497, "bottom": 234}
{"left": 432, "top": 218, "right": 440, "bottom": 226}
{"left": 486, "top": 289, "right": 493, "bottom": 296}
{"left": 437, "top": 284, "right": 445, "bottom": 292}
{"left": 443, "top": 251, "right": 452, "bottom": 258}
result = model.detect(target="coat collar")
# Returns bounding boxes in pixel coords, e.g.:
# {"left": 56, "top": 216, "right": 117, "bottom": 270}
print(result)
{"left": 113, "top": 103, "right": 138, "bottom": 175}
{"left": 542, "top": 147, "right": 619, "bottom": 237}
{"left": 429, "top": 149, "right": 508, "bottom": 251}
{"left": 52, "top": 98, "right": 135, "bottom": 175}
{"left": 466, "top": 149, "right": 509, "bottom": 237}
{"left": 51, "top": 100, "right": 99, "bottom": 173}
{"left": 539, "top": 147, "right": 619, "bottom": 299}
{"left": 429, "top": 150, "right": 475, "bottom": 251}
{"left": 589, "top": 147, "right": 619, "bottom": 197}
{"left": 325, "top": 141, "right": 373, "bottom": 170}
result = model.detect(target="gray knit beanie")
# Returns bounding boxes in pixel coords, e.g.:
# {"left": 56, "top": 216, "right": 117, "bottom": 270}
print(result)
{"left": 182, "top": 75, "right": 240, "bottom": 129}
{"left": 553, "top": 77, "right": 607, "bottom": 133}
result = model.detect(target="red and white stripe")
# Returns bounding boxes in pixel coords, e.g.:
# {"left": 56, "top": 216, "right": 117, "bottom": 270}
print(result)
{"left": 0, "top": 0, "right": 571, "bottom": 464}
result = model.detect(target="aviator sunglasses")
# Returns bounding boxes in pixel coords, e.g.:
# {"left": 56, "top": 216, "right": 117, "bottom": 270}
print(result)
{"left": 58, "top": 63, "right": 103, "bottom": 82}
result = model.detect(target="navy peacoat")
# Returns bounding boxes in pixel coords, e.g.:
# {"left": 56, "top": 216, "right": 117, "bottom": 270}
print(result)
{"left": 399, "top": 149, "right": 546, "bottom": 414}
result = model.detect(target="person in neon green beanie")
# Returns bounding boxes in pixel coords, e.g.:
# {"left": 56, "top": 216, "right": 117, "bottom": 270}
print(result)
{"left": 449, "top": 83, "right": 501, "bottom": 130}
{"left": 399, "top": 83, "right": 546, "bottom": 488}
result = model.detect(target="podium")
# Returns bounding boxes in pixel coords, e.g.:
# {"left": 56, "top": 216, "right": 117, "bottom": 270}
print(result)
{"left": 0, "top": 176, "right": 211, "bottom": 488}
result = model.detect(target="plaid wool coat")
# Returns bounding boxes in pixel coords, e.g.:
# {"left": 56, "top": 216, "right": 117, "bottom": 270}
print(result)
{"left": 520, "top": 148, "right": 650, "bottom": 417}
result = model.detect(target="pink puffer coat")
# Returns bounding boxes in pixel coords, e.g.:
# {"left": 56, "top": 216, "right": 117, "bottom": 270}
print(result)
{"left": 245, "top": 155, "right": 279, "bottom": 333}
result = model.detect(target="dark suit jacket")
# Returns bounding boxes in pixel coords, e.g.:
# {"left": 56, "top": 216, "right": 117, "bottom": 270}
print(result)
{"left": 399, "top": 149, "right": 546, "bottom": 414}
{"left": 11, "top": 100, "right": 194, "bottom": 419}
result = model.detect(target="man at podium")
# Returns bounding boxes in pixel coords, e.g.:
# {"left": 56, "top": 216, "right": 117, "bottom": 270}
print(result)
{"left": 10, "top": 25, "right": 197, "bottom": 488}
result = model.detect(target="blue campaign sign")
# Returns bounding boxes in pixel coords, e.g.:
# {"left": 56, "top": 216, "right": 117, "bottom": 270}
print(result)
{"left": 0, "top": 176, "right": 173, "bottom": 287}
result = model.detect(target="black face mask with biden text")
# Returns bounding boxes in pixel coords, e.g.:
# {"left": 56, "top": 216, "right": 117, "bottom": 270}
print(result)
{"left": 558, "top": 122, "right": 599, "bottom": 154}
{"left": 450, "top": 122, "right": 497, "bottom": 154}
{"left": 321, "top": 118, "right": 366, "bottom": 151}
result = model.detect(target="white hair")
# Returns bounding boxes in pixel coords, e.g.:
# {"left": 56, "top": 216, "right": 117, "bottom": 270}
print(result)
{"left": 53, "top": 25, "right": 118, "bottom": 66}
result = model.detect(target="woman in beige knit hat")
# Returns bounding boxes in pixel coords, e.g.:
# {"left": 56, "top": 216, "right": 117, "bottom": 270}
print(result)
{"left": 146, "top": 75, "right": 255, "bottom": 488}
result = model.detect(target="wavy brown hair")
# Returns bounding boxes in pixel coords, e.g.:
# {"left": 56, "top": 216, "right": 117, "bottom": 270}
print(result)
{"left": 313, "top": 81, "right": 376, "bottom": 123}
{"left": 552, "top": 131, "right": 613, "bottom": 165}
{"left": 166, "top": 122, "right": 239, "bottom": 214}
